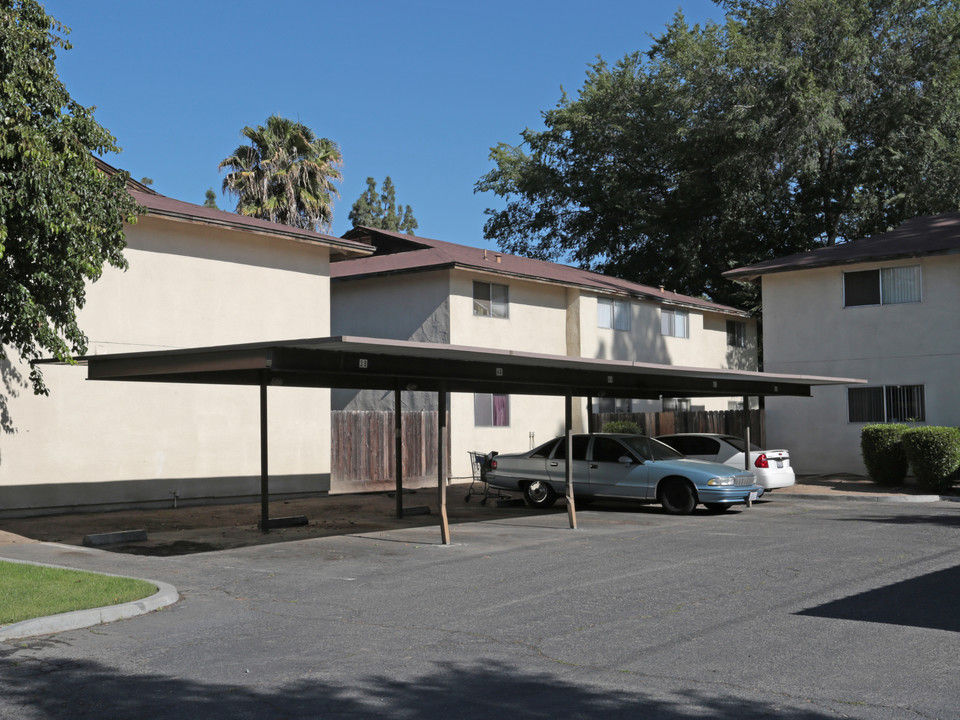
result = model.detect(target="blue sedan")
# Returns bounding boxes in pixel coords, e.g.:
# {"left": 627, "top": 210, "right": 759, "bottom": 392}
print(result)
{"left": 485, "top": 433, "right": 762, "bottom": 514}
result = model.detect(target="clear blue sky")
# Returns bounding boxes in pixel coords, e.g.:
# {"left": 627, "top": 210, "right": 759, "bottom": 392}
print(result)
{"left": 42, "top": 0, "right": 724, "bottom": 247}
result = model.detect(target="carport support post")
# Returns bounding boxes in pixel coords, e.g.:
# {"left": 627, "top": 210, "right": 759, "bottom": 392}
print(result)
{"left": 565, "top": 392, "right": 578, "bottom": 529}
{"left": 260, "top": 378, "right": 269, "bottom": 533}
{"left": 395, "top": 387, "right": 403, "bottom": 519}
{"left": 438, "top": 385, "right": 450, "bottom": 544}
{"left": 743, "top": 396, "right": 752, "bottom": 508}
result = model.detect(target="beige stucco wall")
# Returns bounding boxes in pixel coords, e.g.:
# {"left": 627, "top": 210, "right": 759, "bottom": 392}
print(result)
{"left": 447, "top": 270, "right": 572, "bottom": 477}
{"left": 0, "top": 216, "right": 333, "bottom": 515}
{"left": 328, "top": 266, "right": 759, "bottom": 483}
{"left": 761, "top": 255, "right": 960, "bottom": 474}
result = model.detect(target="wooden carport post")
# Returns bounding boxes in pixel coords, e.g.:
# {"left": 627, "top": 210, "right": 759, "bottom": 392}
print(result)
{"left": 438, "top": 383, "right": 450, "bottom": 544}
{"left": 395, "top": 387, "right": 404, "bottom": 519}
{"left": 743, "top": 395, "right": 752, "bottom": 508}
{"left": 565, "top": 392, "right": 578, "bottom": 529}
{"left": 260, "top": 376, "right": 270, "bottom": 533}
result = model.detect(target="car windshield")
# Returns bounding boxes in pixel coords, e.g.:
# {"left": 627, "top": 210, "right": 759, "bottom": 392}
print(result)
{"left": 721, "top": 435, "right": 762, "bottom": 452}
{"left": 620, "top": 435, "right": 684, "bottom": 461}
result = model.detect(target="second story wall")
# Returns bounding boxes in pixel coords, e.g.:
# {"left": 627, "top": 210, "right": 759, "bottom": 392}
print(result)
{"left": 82, "top": 215, "right": 332, "bottom": 350}
{"left": 448, "top": 271, "right": 568, "bottom": 353}
{"left": 762, "top": 255, "right": 960, "bottom": 372}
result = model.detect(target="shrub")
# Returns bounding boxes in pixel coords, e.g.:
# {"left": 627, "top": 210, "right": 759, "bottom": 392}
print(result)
{"left": 860, "top": 424, "right": 908, "bottom": 486}
{"left": 902, "top": 426, "right": 960, "bottom": 491}
{"left": 602, "top": 420, "right": 643, "bottom": 434}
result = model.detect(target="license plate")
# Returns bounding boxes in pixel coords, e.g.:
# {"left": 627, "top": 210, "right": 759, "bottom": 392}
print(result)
{"left": 749, "top": 491, "right": 759, "bottom": 502}
{"left": 776, "top": 460, "right": 783, "bottom": 468}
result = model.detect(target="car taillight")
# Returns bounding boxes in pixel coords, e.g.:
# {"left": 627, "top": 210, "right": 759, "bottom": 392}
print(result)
{"left": 754, "top": 453, "right": 769, "bottom": 469}
{"left": 490, "top": 459, "right": 498, "bottom": 470}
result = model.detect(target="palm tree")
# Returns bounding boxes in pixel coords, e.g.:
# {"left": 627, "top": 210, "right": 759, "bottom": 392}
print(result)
{"left": 219, "top": 115, "right": 342, "bottom": 232}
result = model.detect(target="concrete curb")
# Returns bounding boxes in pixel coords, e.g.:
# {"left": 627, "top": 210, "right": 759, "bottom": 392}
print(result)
{"left": 775, "top": 491, "right": 948, "bottom": 504}
{"left": 0, "top": 558, "right": 179, "bottom": 642}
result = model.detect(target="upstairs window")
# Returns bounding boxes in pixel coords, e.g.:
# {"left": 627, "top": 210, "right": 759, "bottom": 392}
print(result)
{"left": 661, "top": 308, "right": 689, "bottom": 338}
{"left": 473, "top": 281, "right": 509, "bottom": 318}
{"left": 726, "top": 320, "right": 747, "bottom": 348}
{"left": 844, "top": 266, "right": 921, "bottom": 307}
{"left": 598, "top": 298, "right": 631, "bottom": 331}
{"left": 848, "top": 385, "right": 925, "bottom": 423}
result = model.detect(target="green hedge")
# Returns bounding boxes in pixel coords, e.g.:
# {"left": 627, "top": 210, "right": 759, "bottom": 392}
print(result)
{"left": 601, "top": 420, "right": 643, "bottom": 434}
{"left": 902, "top": 426, "right": 960, "bottom": 491}
{"left": 860, "top": 424, "right": 909, "bottom": 486}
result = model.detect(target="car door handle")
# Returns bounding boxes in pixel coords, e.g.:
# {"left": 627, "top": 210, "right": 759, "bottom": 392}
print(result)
{"left": 549, "top": 462, "right": 558, "bottom": 467}
{"left": 589, "top": 464, "right": 598, "bottom": 469}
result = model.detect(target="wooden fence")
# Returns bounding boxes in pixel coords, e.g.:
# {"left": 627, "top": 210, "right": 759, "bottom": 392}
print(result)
{"left": 331, "top": 408, "right": 765, "bottom": 490}
{"left": 331, "top": 410, "right": 449, "bottom": 492}
{"left": 595, "top": 409, "right": 764, "bottom": 443}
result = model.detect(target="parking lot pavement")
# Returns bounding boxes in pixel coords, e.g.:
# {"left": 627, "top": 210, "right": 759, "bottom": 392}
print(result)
{"left": 2, "top": 497, "right": 959, "bottom": 719}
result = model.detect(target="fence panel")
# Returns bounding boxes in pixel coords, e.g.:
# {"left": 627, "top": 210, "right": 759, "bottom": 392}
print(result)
{"left": 595, "top": 409, "right": 764, "bottom": 442}
{"left": 331, "top": 410, "right": 450, "bottom": 493}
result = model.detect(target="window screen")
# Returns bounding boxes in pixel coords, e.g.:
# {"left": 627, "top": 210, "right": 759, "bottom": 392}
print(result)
{"left": 661, "top": 309, "right": 689, "bottom": 338}
{"left": 598, "top": 298, "right": 630, "bottom": 330}
{"left": 473, "top": 281, "right": 509, "bottom": 318}
{"left": 844, "top": 266, "right": 920, "bottom": 307}
{"left": 474, "top": 393, "right": 510, "bottom": 426}
{"left": 848, "top": 385, "right": 925, "bottom": 422}
{"left": 726, "top": 320, "right": 746, "bottom": 348}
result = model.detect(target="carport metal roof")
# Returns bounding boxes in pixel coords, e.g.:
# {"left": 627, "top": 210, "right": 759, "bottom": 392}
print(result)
{"left": 79, "top": 335, "right": 856, "bottom": 400}
{"left": 61, "top": 336, "right": 864, "bottom": 544}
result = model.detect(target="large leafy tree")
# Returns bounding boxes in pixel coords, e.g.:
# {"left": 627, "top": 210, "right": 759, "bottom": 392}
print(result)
{"left": 0, "top": 0, "right": 140, "bottom": 396}
{"left": 219, "top": 115, "right": 342, "bottom": 232}
{"left": 476, "top": 0, "right": 960, "bottom": 309}
{"left": 348, "top": 176, "right": 419, "bottom": 234}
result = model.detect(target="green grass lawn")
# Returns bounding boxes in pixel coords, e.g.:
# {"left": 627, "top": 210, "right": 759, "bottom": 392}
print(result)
{"left": 0, "top": 560, "right": 157, "bottom": 625}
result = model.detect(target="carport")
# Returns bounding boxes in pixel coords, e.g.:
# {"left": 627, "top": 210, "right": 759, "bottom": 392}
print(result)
{"left": 69, "top": 336, "right": 861, "bottom": 544}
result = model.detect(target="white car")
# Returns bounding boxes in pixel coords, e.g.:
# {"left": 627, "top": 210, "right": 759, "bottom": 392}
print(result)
{"left": 655, "top": 433, "right": 796, "bottom": 490}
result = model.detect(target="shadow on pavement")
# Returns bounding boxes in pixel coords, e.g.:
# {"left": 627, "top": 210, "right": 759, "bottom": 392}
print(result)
{"left": 0, "top": 654, "right": 844, "bottom": 720}
{"left": 797, "top": 565, "right": 960, "bottom": 633}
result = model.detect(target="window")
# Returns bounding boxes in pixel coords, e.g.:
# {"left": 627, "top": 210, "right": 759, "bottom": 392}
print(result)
{"left": 552, "top": 435, "right": 589, "bottom": 461}
{"left": 726, "top": 320, "right": 747, "bottom": 348}
{"left": 662, "top": 397, "right": 691, "bottom": 412}
{"left": 598, "top": 298, "right": 631, "bottom": 331}
{"left": 843, "top": 266, "right": 921, "bottom": 307}
{"left": 473, "top": 281, "right": 509, "bottom": 318}
{"left": 474, "top": 393, "right": 510, "bottom": 426}
{"left": 661, "top": 308, "right": 689, "bottom": 338}
{"left": 592, "top": 437, "right": 630, "bottom": 463}
{"left": 848, "top": 385, "right": 925, "bottom": 423}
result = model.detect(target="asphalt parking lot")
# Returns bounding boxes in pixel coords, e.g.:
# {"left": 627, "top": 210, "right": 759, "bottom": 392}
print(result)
{"left": 2, "top": 495, "right": 959, "bottom": 719}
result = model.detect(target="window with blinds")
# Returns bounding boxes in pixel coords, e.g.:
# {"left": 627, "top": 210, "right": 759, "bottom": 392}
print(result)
{"left": 598, "top": 298, "right": 631, "bottom": 331}
{"left": 848, "top": 385, "right": 925, "bottom": 423}
{"left": 843, "top": 266, "right": 921, "bottom": 307}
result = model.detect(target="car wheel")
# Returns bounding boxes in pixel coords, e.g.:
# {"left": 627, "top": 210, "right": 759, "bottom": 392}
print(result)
{"left": 704, "top": 503, "right": 731, "bottom": 513}
{"left": 523, "top": 480, "right": 557, "bottom": 509}
{"left": 658, "top": 479, "right": 697, "bottom": 515}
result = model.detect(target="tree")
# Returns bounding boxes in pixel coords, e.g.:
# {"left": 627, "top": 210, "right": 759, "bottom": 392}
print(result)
{"left": 0, "top": 0, "right": 140, "bottom": 395}
{"left": 348, "top": 176, "right": 419, "bottom": 234}
{"left": 476, "top": 0, "right": 960, "bottom": 309}
{"left": 219, "top": 115, "right": 342, "bottom": 232}
{"left": 203, "top": 188, "right": 218, "bottom": 209}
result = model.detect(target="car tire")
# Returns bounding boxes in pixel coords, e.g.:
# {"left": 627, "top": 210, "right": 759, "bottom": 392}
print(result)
{"left": 658, "top": 479, "right": 697, "bottom": 515}
{"left": 704, "top": 503, "right": 731, "bottom": 513}
{"left": 523, "top": 480, "right": 557, "bottom": 509}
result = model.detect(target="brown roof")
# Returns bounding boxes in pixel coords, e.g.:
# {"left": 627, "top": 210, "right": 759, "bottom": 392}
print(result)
{"left": 725, "top": 212, "right": 960, "bottom": 281}
{"left": 335, "top": 226, "right": 750, "bottom": 317}
{"left": 95, "top": 157, "right": 371, "bottom": 259}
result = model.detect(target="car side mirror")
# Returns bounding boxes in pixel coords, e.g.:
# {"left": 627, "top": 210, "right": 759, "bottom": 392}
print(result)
{"left": 619, "top": 455, "right": 639, "bottom": 466}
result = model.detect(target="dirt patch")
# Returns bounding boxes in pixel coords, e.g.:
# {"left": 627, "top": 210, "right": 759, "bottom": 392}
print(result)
{"left": 0, "top": 484, "right": 534, "bottom": 555}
